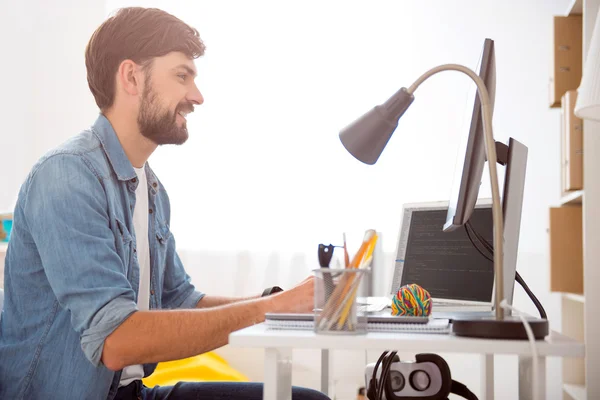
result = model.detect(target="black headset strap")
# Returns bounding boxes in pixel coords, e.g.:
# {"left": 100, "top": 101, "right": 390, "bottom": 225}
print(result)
{"left": 379, "top": 351, "right": 397, "bottom": 399}
{"left": 451, "top": 380, "right": 479, "bottom": 400}
{"left": 367, "top": 351, "right": 388, "bottom": 400}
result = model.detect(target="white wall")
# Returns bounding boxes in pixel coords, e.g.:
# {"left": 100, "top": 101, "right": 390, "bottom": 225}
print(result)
{"left": 0, "top": 0, "right": 104, "bottom": 212}
{"left": 0, "top": 1, "right": 574, "bottom": 399}
{"left": 200, "top": 1, "right": 571, "bottom": 399}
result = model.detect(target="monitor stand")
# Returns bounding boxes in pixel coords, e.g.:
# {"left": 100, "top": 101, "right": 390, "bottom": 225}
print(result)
{"left": 452, "top": 138, "right": 549, "bottom": 340}
{"left": 452, "top": 315, "right": 549, "bottom": 340}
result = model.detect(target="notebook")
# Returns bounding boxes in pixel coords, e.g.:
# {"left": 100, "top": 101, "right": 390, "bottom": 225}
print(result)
{"left": 264, "top": 313, "right": 451, "bottom": 334}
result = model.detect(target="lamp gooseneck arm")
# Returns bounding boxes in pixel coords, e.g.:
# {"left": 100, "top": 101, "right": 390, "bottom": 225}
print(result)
{"left": 408, "top": 64, "right": 505, "bottom": 320}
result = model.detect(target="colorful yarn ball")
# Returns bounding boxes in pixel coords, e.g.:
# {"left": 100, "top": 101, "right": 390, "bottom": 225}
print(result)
{"left": 391, "top": 283, "right": 432, "bottom": 317}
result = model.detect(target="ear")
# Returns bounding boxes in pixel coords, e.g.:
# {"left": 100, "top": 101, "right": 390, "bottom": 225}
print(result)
{"left": 116, "top": 59, "right": 143, "bottom": 97}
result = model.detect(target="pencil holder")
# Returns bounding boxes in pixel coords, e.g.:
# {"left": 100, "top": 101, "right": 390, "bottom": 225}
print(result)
{"left": 313, "top": 268, "right": 370, "bottom": 335}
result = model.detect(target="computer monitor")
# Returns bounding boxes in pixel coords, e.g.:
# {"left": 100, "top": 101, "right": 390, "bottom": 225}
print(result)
{"left": 439, "top": 37, "right": 529, "bottom": 307}
{"left": 389, "top": 134, "right": 527, "bottom": 307}
{"left": 443, "top": 38, "right": 496, "bottom": 232}
{"left": 416, "top": 36, "right": 527, "bottom": 307}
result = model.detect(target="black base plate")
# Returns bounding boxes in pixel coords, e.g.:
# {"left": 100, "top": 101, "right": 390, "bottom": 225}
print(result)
{"left": 452, "top": 316, "right": 549, "bottom": 340}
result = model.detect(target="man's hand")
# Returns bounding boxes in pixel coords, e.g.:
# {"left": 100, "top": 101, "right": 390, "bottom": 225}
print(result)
{"left": 269, "top": 276, "right": 315, "bottom": 313}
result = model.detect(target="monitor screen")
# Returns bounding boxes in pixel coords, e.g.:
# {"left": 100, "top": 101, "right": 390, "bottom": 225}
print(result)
{"left": 443, "top": 38, "right": 496, "bottom": 232}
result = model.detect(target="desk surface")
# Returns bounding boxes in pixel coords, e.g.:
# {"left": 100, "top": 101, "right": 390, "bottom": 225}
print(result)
{"left": 230, "top": 323, "right": 584, "bottom": 358}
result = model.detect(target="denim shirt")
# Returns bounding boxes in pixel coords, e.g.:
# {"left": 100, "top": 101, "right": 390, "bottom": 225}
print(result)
{"left": 0, "top": 114, "right": 204, "bottom": 399}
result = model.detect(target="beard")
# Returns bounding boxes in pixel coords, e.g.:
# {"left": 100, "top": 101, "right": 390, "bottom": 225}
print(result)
{"left": 138, "top": 79, "right": 192, "bottom": 146}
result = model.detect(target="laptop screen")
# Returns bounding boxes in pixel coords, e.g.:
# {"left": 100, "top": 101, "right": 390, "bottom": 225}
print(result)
{"left": 390, "top": 202, "right": 494, "bottom": 303}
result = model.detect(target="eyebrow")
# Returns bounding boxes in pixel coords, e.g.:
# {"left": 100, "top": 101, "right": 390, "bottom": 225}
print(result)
{"left": 173, "top": 64, "right": 197, "bottom": 78}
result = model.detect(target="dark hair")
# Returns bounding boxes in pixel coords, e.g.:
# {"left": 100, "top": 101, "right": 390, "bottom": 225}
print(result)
{"left": 358, "top": 387, "right": 365, "bottom": 395}
{"left": 85, "top": 7, "right": 205, "bottom": 110}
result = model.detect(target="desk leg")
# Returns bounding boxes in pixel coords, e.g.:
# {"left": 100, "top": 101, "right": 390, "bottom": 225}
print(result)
{"left": 321, "top": 349, "right": 329, "bottom": 396}
{"left": 480, "top": 354, "right": 494, "bottom": 400}
{"left": 518, "top": 355, "right": 546, "bottom": 400}
{"left": 264, "top": 347, "right": 292, "bottom": 400}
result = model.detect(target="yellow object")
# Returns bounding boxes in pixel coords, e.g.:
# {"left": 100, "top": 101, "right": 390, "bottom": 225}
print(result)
{"left": 336, "top": 233, "right": 378, "bottom": 329}
{"left": 142, "top": 352, "right": 249, "bottom": 387}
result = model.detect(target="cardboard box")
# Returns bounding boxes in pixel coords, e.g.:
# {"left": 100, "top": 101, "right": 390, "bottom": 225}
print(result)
{"left": 549, "top": 206, "right": 583, "bottom": 294}
{"left": 549, "top": 15, "right": 582, "bottom": 108}
{"left": 561, "top": 90, "right": 584, "bottom": 192}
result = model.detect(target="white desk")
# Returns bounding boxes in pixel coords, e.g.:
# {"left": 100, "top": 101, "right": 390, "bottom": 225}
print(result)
{"left": 229, "top": 323, "right": 584, "bottom": 400}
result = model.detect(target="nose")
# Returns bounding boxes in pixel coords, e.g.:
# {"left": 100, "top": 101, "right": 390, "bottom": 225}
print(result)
{"left": 188, "top": 83, "right": 204, "bottom": 106}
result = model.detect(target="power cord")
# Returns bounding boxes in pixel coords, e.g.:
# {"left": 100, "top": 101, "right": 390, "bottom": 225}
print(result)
{"left": 500, "top": 300, "right": 540, "bottom": 400}
{"left": 464, "top": 222, "right": 547, "bottom": 319}
{"left": 465, "top": 222, "right": 541, "bottom": 399}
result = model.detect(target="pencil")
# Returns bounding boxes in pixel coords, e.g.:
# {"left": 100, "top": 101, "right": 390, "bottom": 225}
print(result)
{"left": 343, "top": 233, "right": 350, "bottom": 268}
{"left": 336, "top": 256, "right": 373, "bottom": 329}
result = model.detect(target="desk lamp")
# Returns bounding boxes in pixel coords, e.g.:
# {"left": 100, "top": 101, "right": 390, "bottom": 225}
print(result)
{"left": 339, "top": 64, "right": 548, "bottom": 339}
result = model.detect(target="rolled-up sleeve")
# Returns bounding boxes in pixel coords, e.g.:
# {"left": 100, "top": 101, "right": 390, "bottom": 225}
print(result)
{"left": 24, "top": 154, "right": 138, "bottom": 367}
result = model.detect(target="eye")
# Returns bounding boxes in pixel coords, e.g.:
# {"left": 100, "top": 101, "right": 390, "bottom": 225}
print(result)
{"left": 177, "top": 74, "right": 187, "bottom": 81}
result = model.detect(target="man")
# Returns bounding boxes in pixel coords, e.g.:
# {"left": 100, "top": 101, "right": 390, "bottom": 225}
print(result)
{"left": 0, "top": 7, "right": 329, "bottom": 400}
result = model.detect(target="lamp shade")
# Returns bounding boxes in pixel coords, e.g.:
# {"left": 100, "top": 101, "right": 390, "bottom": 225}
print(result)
{"left": 575, "top": 8, "right": 600, "bottom": 120}
{"left": 339, "top": 87, "right": 414, "bottom": 165}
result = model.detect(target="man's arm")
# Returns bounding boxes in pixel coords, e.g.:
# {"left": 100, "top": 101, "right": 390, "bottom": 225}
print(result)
{"left": 25, "top": 155, "right": 140, "bottom": 367}
{"left": 103, "top": 297, "right": 269, "bottom": 371}
{"left": 195, "top": 295, "right": 259, "bottom": 308}
{"left": 102, "top": 277, "right": 313, "bottom": 371}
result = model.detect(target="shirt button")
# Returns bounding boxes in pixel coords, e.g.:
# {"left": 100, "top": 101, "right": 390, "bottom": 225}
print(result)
{"left": 151, "top": 290, "right": 155, "bottom": 295}
{"left": 131, "top": 177, "right": 137, "bottom": 183}
{"left": 149, "top": 209, "right": 153, "bottom": 214}
{"left": 152, "top": 182, "right": 158, "bottom": 188}
{"left": 133, "top": 248, "right": 137, "bottom": 253}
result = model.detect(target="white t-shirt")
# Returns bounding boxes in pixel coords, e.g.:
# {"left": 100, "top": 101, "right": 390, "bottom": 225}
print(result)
{"left": 119, "top": 166, "right": 151, "bottom": 386}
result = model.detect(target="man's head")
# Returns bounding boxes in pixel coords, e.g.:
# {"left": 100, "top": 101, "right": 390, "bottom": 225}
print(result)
{"left": 85, "top": 7, "right": 205, "bottom": 145}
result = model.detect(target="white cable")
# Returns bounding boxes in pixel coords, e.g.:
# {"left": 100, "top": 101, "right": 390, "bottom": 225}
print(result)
{"left": 500, "top": 300, "right": 539, "bottom": 400}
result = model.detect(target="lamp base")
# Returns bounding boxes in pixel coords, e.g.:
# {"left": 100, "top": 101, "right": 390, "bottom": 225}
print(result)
{"left": 452, "top": 316, "right": 549, "bottom": 340}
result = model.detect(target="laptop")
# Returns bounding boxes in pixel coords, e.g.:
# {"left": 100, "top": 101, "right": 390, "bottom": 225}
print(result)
{"left": 366, "top": 199, "right": 515, "bottom": 319}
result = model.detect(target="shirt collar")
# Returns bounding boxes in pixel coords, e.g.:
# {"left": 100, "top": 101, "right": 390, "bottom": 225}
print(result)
{"left": 91, "top": 114, "right": 161, "bottom": 195}
{"left": 92, "top": 114, "right": 137, "bottom": 182}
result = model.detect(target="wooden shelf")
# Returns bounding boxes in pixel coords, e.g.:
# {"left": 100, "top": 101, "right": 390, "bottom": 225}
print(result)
{"left": 566, "top": 0, "right": 583, "bottom": 16}
{"left": 563, "top": 293, "right": 586, "bottom": 303}
{"left": 561, "top": 190, "right": 584, "bottom": 205}
{"left": 564, "top": 383, "right": 586, "bottom": 400}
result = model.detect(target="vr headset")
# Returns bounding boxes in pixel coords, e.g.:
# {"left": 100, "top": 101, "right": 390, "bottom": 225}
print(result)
{"left": 365, "top": 351, "right": 478, "bottom": 400}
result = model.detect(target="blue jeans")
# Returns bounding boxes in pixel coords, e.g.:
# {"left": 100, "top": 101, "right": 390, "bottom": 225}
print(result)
{"left": 115, "top": 380, "right": 331, "bottom": 400}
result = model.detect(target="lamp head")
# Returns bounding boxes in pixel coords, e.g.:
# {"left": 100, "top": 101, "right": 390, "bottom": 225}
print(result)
{"left": 339, "top": 87, "right": 414, "bottom": 165}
